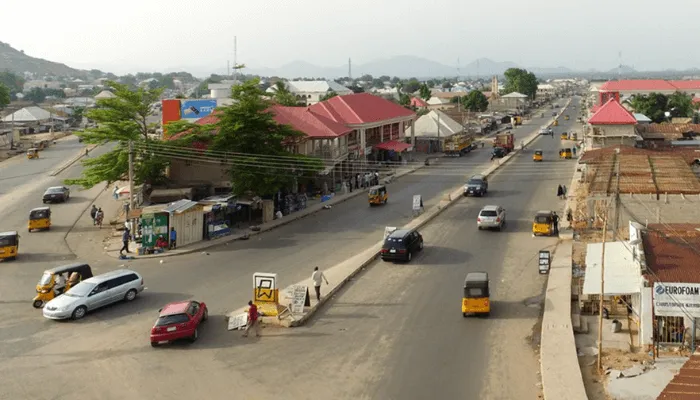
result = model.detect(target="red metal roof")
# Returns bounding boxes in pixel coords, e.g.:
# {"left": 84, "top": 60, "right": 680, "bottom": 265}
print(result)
{"left": 642, "top": 224, "right": 700, "bottom": 284}
{"left": 374, "top": 140, "right": 412, "bottom": 152}
{"left": 159, "top": 301, "right": 191, "bottom": 316}
{"left": 309, "top": 93, "right": 415, "bottom": 125}
{"left": 271, "top": 105, "right": 352, "bottom": 138}
{"left": 656, "top": 353, "right": 700, "bottom": 399}
{"left": 587, "top": 98, "right": 637, "bottom": 125}
{"left": 600, "top": 80, "right": 677, "bottom": 92}
{"left": 668, "top": 80, "right": 700, "bottom": 91}
{"left": 410, "top": 97, "right": 428, "bottom": 108}
{"left": 590, "top": 104, "right": 602, "bottom": 113}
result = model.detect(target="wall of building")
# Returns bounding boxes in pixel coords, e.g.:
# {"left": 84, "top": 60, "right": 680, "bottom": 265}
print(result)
{"left": 586, "top": 125, "right": 637, "bottom": 149}
{"left": 640, "top": 287, "right": 653, "bottom": 346}
{"left": 169, "top": 159, "right": 231, "bottom": 188}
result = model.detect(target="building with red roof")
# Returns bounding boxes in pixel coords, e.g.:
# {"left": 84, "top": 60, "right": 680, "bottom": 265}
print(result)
{"left": 595, "top": 79, "right": 700, "bottom": 108}
{"left": 586, "top": 98, "right": 638, "bottom": 149}
{"left": 410, "top": 97, "right": 428, "bottom": 109}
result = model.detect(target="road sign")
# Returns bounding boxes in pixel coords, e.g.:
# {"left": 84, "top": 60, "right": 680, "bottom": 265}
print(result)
{"left": 290, "top": 284, "right": 310, "bottom": 314}
{"left": 412, "top": 195, "right": 423, "bottom": 211}
{"left": 227, "top": 312, "right": 248, "bottom": 331}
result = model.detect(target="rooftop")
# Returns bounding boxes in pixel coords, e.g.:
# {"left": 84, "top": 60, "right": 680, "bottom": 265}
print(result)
{"left": 642, "top": 224, "right": 700, "bottom": 284}
{"left": 588, "top": 98, "right": 637, "bottom": 125}
{"left": 656, "top": 353, "right": 700, "bottom": 399}
{"left": 309, "top": 92, "right": 415, "bottom": 125}
{"left": 637, "top": 123, "right": 700, "bottom": 141}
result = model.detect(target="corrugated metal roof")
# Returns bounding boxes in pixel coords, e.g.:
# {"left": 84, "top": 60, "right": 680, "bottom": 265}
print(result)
{"left": 643, "top": 224, "right": 700, "bottom": 284}
{"left": 502, "top": 92, "right": 528, "bottom": 98}
{"left": 163, "top": 199, "right": 200, "bottom": 214}
{"left": 583, "top": 241, "right": 641, "bottom": 295}
{"left": 657, "top": 353, "right": 700, "bottom": 399}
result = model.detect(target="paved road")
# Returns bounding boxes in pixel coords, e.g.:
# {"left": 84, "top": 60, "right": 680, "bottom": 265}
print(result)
{"left": 0, "top": 100, "right": 573, "bottom": 399}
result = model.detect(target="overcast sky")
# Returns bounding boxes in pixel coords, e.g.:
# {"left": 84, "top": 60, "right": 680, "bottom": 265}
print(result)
{"left": 1, "top": 0, "right": 697, "bottom": 76}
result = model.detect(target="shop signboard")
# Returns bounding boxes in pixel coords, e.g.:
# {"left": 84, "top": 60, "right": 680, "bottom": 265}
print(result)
{"left": 141, "top": 213, "right": 168, "bottom": 248}
{"left": 653, "top": 282, "right": 700, "bottom": 318}
{"left": 180, "top": 99, "right": 217, "bottom": 120}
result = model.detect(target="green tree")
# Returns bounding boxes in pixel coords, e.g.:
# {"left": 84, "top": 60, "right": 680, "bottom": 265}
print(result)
{"left": 441, "top": 81, "right": 452, "bottom": 90}
{"left": 503, "top": 68, "right": 538, "bottom": 99}
{"left": 65, "top": 81, "right": 168, "bottom": 188}
{"left": 629, "top": 93, "right": 669, "bottom": 123}
{"left": 419, "top": 83, "right": 431, "bottom": 101}
{"left": 403, "top": 78, "right": 421, "bottom": 93}
{"left": 0, "top": 82, "right": 9, "bottom": 110}
{"left": 320, "top": 90, "right": 338, "bottom": 101}
{"left": 169, "top": 79, "right": 322, "bottom": 196}
{"left": 272, "top": 81, "right": 300, "bottom": 106}
{"left": 71, "top": 106, "right": 85, "bottom": 126}
{"left": 667, "top": 91, "right": 695, "bottom": 118}
{"left": 26, "top": 87, "right": 46, "bottom": 104}
{"left": 462, "top": 90, "right": 489, "bottom": 112}
{"left": 0, "top": 71, "right": 25, "bottom": 96}
{"left": 398, "top": 93, "right": 411, "bottom": 107}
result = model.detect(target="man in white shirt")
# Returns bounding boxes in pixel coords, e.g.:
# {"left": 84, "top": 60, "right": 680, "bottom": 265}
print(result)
{"left": 311, "top": 267, "right": 329, "bottom": 302}
{"left": 54, "top": 274, "right": 66, "bottom": 294}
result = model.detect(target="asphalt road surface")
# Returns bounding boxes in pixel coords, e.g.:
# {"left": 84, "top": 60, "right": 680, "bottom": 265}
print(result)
{"left": 0, "top": 99, "right": 577, "bottom": 399}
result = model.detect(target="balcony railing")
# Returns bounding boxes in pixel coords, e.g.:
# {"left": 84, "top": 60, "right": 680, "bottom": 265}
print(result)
{"left": 310, "top": 146, "right": 345, "bottom": 160}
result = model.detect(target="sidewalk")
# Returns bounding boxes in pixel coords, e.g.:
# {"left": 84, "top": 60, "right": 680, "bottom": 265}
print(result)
{"left": 100, "top": 154, "right": 431, "bottom": 259}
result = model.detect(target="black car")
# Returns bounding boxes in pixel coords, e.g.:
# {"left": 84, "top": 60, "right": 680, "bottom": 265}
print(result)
{"left": 492, "top": 147, "right": 507, "bottom": 158}
{"left": 381, "top": 229, "right": 423, "bottom": 262}
{"left": 43, "top": 186, "right": 71, "bottom": 203}
{"left": 464, "top": 174, "right": 488, "bottom": 197}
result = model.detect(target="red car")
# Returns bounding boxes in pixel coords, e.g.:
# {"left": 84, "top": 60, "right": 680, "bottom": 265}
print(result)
{"left": 150, "top": 300, "right": 208, "bottom": 347}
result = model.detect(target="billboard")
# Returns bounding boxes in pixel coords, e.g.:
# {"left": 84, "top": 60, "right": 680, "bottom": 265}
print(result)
{"left": 653, "top": 282, "right": 700, "bottom": 318}
{"left": 180, "top": 99, "right": 217, "bottom": 120}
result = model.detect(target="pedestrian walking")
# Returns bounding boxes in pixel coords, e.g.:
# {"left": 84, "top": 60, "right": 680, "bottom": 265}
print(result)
{"left": 556, "top": 184, "right": 564, "bottom": 199}
{"left": 311, "top": 266, "right": 329, "bottom": 302}
{"left": 572, "top": 146, "right": 577, "bottom": 157}
{"left": 112, "top": 185, "right": 119, "bottom": 200}
{"left": 94, "top": 208, "right": 104, "bottom": 228}
{"left": 566, "top": 208, "right": 573, "bottom": 229}
{"left": 90, "top": 205, "right": 98, "bottom": 226}
{"left": 85, "top": 148, "right": 89, "bottom": 157}
{"left": 552, "top": 212, "right": 560, "bottom": 235}
{"left": 562, "top": 185, "right": 568, "bottom": 199}
{"left": 242, "top": 301, "right": 261, "bottom": 338}
{"left": 374, "top": 170, "right": 379, "bottom": 185}
{"left": 119, "top": 228, "right": 131, "bottom": 255}
{"left": 169, "top": 227, "right": 177, "bottom": 249}
{"left": 355, "top": 174, "right": 360, "bottom": 190}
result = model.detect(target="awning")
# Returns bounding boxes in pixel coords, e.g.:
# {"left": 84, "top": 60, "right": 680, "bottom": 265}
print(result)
{"left": 582, "top": 242, "right": 641, "bottom": 295}
{"left": 375, "top": 140, "right": 413, "bottom": 152}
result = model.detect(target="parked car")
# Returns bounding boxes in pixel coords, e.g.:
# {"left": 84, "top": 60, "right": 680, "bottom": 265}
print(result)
{"left": 42, "top": 269, "right": 145, "bottom": 320}
{"left": 43, "top": 186, "right": 70, "bottom": 203}
{"left": 464, "top": 175, "right": 488, "bottom": 197}
{"left": 150, "top": 300, "right": 208, "bottom": 347}
{"left": 492, "top": 147, "right": 507, "bottom": 158}
{"left": 381, "top": 229, "right": 423, "bottom": 262}
{"left": 477, "top": 205, "right": 506, "bottom": 231}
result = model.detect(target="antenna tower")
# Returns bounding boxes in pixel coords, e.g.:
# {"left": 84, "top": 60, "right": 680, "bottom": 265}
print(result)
{"left": 227, "top": 60, "right": 230, "bottom": 77}
{"left": 348, "top": 58, "right": 352, "bottom": 80}
{"left": 457, "top": 57, "right": 461, "bottom": 81}
{"left": 618, "top": 51, "right": 622, "bottom": 80}
{"left": 233, "top": 36, "right": 237, "bottom": 82}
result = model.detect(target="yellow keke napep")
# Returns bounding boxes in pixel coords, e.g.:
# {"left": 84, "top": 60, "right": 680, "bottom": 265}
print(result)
{"left": 552, "top": 119, "right": 559, "bottom": 127}
{"left": 533, "top": 149, "right": 543, "bottom": 162}
{"left": 565, "top": 114, "right": 570, "bottom": 121}
{"left": 532, "top": 210, "right": 555, "bottom": 236}
{"left": 462, "top": 272, "right": 490, "bottom": 317}
{"left": 0, "top": 231, "right": 19, "bottom": 261}
{"left": 27, "top": 148, "right": 39, "bottom": 159}
{"left": 368, "top": 185, "right": 388, "bottom": 206}
{"left": 33, "top": 263, "right": 93, "bottom": 308}
{"left": 559, "top": 148, "right": 572, "bottom": 159}
{"left": 560, "top": 132, "right": 568, "bottom": 140}
{"left": 28, "top": 207, "right": 51, "bottom": 232}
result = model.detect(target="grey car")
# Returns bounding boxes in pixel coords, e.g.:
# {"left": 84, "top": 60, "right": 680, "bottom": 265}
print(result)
{"left": 464, "top": 175, "right": 488, "bottom": 197}
{"left": 477, "top": 205, "right": 506, "bottom": 231}
{"left": 43, "top": 269, "right": 145, "bottom": 320}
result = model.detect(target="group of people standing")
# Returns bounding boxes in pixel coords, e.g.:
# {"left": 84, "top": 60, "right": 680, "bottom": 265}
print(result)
{"left": 347, "top": 171, "right": 380, "bottom": 192}
{"left": 89, "top": 205, "right": 104, "bottom": 228}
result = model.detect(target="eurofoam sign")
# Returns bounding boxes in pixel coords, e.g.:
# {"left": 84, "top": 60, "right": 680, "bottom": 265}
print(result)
{"left": 180, "top": 99, "right": 217, "bottom": 120}
{"left": 653, "top": 282, "right": 700, "bottom": 317}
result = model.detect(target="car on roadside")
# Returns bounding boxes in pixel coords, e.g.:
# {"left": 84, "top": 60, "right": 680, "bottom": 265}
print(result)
{"left": 477, "top": 205, "right": 506, "bottom": 231}
{"left": 150, "top": 300, "right": 208, "bottom": 347}
{"left": 492, "top": 147, "right": 507, "bottom": 158}
{"left": 381, "top": 228, "right": 423, "bottom": 263}
{"left": 43, "top": 186, "right": 71, "bottom": 203}
{"left": 42, "top": 269, "right": 145, "bottom": 320}
{"left": 464, "top": 175, "right": 488, "bottom": 197}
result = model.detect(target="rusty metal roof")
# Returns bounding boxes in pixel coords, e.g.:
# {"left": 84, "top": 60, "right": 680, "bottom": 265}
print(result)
{"left": 643, "top": 224, "right": 700, "bottom": 285}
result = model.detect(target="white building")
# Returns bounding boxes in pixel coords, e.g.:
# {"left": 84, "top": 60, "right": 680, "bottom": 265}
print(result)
{"left": 536, "top": 84, "right": 555, "bottom": 99}
{"left": 268, "top": 80, "right": 353, "bottom": 105}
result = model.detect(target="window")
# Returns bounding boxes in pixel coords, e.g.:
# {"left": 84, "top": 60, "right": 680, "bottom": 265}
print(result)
{"left": 156, "top": 314, "right": 190, "bottom": 326}
{"left": 466, "top": 287, "right": 485, "bottom": 297}
{"left": 535, "top": 216, "right": 550, "bottom": 223}
{"left": 188, "top": 302, "right": 200, "bottom": 316}
{"left": 480, "top": 210, "right": 498, "bottom": 217}
{"left": 90, "top": 283, "right": 108, "bottom": 296}
{"left": 468, "top": 179, "right": 483, "bottom": 185}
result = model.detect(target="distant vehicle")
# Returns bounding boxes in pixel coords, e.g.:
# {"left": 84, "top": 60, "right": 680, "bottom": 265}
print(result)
{"left": 151, "top": 300, "right": 208, "bottom": 347}
{"left": 444, "top": 134, "right": 474, "bottom": 157}
{"left": 477, "top": 205, "right": 506, "bottom": 231}
{"left": 381, "top": 229, "right": 423, "bottom": 263}
{"left": 42, "top": 269, "right": 145, "bottom": 320}
{"left": 42, "top": 186, "right": 70, "bottom": 203}
{"left": 464, "top": 175, "right": 488, "bottom": 197}
{"left": 494, "top": 132, "right": 514, "bottom": 152}
{"left": 492, "top": 147, "right": 507, "bottom": 158}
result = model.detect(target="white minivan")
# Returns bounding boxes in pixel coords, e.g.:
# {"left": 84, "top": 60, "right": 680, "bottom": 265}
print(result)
{"left": 43, "top": 269, "right": 145, "bottom": 320}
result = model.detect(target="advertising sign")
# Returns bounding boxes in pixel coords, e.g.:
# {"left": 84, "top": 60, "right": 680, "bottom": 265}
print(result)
{"left": 653, "top": 282, "right": 700, "bottom": 317}
{"left": 180, "top": 99, "right": 217, "bottom": 120}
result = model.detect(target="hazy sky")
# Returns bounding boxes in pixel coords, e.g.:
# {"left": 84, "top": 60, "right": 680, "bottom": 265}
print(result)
{"left": 2, "top": 0, "right": 697, "bottom": 76}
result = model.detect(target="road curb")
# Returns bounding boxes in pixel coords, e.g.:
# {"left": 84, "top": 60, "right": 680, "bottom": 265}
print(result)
{"left": 282, "top": 99, "right": 575, "bottom": 328}
{"left": 105, "top": 163, "right": 428, "bottom": 259}
{"left": 49, "top": 144, "right": 98, "bottom": 177}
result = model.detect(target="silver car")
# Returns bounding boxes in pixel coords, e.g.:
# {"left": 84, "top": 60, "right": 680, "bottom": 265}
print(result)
{"left": 43, "top": 269, "right": 145, "bottom": 320}
{"left": 477, "top": 205, "right": 506, "bottom": 231}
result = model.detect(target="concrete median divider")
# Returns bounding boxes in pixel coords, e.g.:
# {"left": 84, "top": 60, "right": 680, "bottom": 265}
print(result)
{"left": 50, "top": 144, "right": 98, "bottom": 176}
{"left": 227, "top": 102, "right": 577, "bottom": 328}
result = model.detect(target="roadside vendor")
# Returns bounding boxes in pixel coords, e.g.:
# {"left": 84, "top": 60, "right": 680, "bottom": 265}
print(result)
{"left": 155, "top": 235, "right": 168, "bottom": 249}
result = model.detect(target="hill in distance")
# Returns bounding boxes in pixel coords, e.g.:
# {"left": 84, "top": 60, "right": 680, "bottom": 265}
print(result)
{"left": 0, "top": 41, "right": 83, "bottom": 76}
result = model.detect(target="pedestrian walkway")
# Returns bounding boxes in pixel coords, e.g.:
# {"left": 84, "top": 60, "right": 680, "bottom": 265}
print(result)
{"left": 96, "top": 154, "right": 430, "bottom": 260}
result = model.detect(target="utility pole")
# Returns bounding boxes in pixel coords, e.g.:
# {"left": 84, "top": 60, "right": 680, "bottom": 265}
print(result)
{"left": 437, "top": 111, "right": 441, "bottom": 153}
{"left": 597, "top": 205, "right": 609, "bottom": 373}
{"left": 128, "top": 140, "right": 135, "bottom": 212}
{"left": 233, "top": 36, "right": 237, "bottom": 82}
